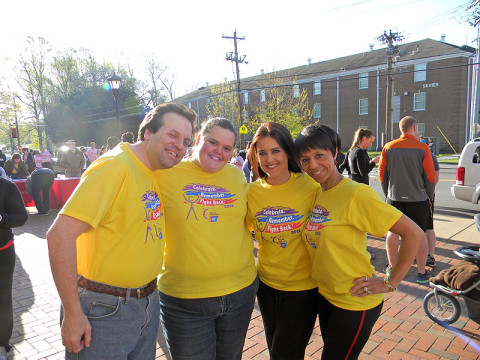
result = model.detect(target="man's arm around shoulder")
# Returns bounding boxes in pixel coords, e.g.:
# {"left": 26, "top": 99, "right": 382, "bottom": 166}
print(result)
{"left": 47, "top": 214, "right": 92, "bottom": 353}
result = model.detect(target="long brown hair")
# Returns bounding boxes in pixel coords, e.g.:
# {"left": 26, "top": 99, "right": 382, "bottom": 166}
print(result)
{"left": 248, "top": 122, "right": 302, "bottom": 180}
{"left": 349, "top": 128, "right": 374, "bottom": 151}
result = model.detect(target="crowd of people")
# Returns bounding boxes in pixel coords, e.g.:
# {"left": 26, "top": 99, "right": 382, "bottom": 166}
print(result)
{"left": 0, "top": 101, "right": 439, "bottom": 360}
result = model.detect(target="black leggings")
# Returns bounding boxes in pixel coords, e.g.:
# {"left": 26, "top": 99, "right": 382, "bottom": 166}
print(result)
{"left": 257, "top": 280, "right": 318, "bottom": 360}
{"left": 318, "top": 293, "right": 383, "bottom": 360}
{"left": 0, "top": 244, "right": 15, "bottom": 352}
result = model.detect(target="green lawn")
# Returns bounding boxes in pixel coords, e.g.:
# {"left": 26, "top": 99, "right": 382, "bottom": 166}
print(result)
{"left": 360, "top": 151, "right": 459, "bottom": 164}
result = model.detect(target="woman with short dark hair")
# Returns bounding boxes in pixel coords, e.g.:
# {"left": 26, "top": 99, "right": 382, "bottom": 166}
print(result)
{"left": 295, "top": 124, "right": 423, "bottom": 360}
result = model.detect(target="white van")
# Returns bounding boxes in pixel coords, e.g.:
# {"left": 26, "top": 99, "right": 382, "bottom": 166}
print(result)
{"left": 451, "top": 139, "right": 480, "bottom": 203}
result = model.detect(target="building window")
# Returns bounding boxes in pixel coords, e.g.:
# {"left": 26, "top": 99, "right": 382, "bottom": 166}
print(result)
{"left": 359, "top": 98, "right": 368, "bottom": 115}
{"left": 314, "top": 81, "right": 321, "bottom": 95}
{"left": 417, "top": 122, "right": 425, "bottom": 136}
{"left": 313, "top": 103, "right": 321, "bottom": 118}
{"left": 359, "top": 73, "right": 368, "bottom": 89}
{"left": 206, "top": 98, "right": 210, "bottom": 106}
{"left": 243, "top": 92, "right": 248, "bottom": 104}
{"left": 414, "top": 63, "right": 427, "bottom": 82}
{"left": 260, "top": 89, "right": 266, "bottom": 102}
{"left": 293, "top": 84, "right": 299, "bottom": 98}
{"left": 414, "top": 92, "right": 426, "bottom": 111}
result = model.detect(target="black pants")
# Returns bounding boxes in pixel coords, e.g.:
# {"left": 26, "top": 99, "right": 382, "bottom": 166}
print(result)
{"left": 257, "top": 280, "right": 318, "bottom": 360}
{"left": 30, "top": 171, "right": 54, "bottom": 214}
{"left": 0, "top": 243, "right": 15, "bottom": 352}
{"left": 318, "top": 293, "right": 383, "bottom": 360}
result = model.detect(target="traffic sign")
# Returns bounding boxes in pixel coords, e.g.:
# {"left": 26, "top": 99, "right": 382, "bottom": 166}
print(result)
{"left": 239, "top": 125, "right": 248, "bottom": 134}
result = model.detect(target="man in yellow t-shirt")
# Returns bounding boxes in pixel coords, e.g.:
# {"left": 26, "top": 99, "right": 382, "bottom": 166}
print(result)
{"left": 47, "top": 103, "right": 196, "bottom": 360}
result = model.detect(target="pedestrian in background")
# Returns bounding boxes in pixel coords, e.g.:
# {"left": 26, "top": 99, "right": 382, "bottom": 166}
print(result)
{"left": 121, "top": 131, "right": 135, "bottom": 144}
{"left": 107, "top": 136, "right": 120, "bottom": 150}
{"left": 86, "top": 142, "right": 99, "bottom": 166}
{"left": 0, "top": 150, "right": 6, "bottom": 169}
{"left": 347, "top": 128, "right": 379, "bottom": 185}
{"left": 379, "top": 116, "right": 436, "bottom": 283}
{"left": 426, "top": 148, "right": 440, "bottom": 267}
{"left": 0, "top": 177, "right": 28, "bottom": 360}
{"left": 60, "top": 140, "right": 84, "bottom": 178}
{"left": 4, "top": 154, "right": 29, "bottom": 179}
{"left": 26, "top": 167, "right": 55, "bottom": 215}
{"left": 22, "top": 148, "right": 35, "bottom": 173}
{"left": 39, "top": 146, "right": 53, "bottom": 171}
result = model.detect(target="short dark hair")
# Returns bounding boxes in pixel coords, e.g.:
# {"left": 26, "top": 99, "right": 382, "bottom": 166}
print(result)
{"left": 197, "top": 117, "right": 238, "bottom": 142}
{"left": 294, "top": 124, "right": 341, "bottom": 158}
{"left": 138, "top": 103, "right": 197, "bottom": 141}
{"left": 11, "top": 153, "right": 21, "bottom": 160}
{"left": 121, "top": 131, "right": 135, "bottom": 144}
{"left": 248, "top": 122, "right": 302, "bottom": 179}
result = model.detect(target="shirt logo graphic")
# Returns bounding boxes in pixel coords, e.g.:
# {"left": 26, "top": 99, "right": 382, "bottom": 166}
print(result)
{"left": 182, "top": 183, "right": 237, "bottom": 221}
{"left": 142, "top": 190, "right": 163, "bottom": 243}
{"left": 304, "top": 205, "right": 331, "bottom": 248}
{"left": 255, "top": 206, "right": 303, "bottom": 248}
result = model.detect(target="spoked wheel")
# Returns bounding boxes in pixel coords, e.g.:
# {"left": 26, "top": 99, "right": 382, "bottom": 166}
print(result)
{"left": 423, "top": 291, "right": 461, "bottom": 324}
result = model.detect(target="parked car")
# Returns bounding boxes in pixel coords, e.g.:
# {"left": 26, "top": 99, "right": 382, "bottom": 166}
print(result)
{"left": 451, "top": 138, "right": 480, "bottom": 203}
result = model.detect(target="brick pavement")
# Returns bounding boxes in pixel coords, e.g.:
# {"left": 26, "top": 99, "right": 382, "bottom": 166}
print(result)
{"left": 7, "top": 209, "right": 480, "bottom": 359}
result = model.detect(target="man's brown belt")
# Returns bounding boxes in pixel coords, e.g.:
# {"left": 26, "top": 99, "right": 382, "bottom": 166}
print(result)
{"left": 78, "top": 276, "right": 157, "bottom": 299}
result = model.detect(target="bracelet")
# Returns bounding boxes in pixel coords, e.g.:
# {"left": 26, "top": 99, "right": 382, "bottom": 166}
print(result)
{"left": 384, "top": 277, "right": 396, "bottom": 292}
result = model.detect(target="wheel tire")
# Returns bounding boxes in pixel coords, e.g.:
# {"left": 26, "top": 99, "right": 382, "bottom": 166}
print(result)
{"left": 423, "top": 291, "right": 461, "bottom": 325}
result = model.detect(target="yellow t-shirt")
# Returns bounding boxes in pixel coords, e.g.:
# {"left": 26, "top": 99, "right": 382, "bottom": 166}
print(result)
{"left": 247, "top": 172, "right": 319, "bottom": 291}
{"left": 60, "top": 143, "right": 165, "bottom": 288}
{"left": 302, "top": 177, "right": 402, "bottom": 311}
{"left": 156, "top": 160, "right": 257, "bottom": 298}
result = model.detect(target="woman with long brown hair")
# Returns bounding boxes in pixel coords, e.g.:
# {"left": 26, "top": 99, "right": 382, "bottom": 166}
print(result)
{"left": 347, "top": 128, "right": 379, "bottom": 185}
{"left": 246, "top": 122, "right": 319, "bottom": 360}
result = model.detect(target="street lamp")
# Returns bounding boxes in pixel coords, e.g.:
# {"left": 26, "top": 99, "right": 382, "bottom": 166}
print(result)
{"left": 108, "top": 73, "right": 122, "bottom": 136}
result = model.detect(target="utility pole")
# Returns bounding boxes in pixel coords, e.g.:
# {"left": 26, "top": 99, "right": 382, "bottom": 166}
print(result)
{"left": 223, "top": 30, "right": 247, "bottom": 148}
{"left": 377, "top": 30, "right": 404, "bottom": 145}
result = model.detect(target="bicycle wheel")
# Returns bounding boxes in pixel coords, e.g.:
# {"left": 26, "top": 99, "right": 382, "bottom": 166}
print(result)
{"left": 423, "top": 291, "right": 461, "bottom": 324}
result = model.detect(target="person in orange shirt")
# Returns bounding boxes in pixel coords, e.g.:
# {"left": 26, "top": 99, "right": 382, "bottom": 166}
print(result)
{"left": 379, "top": 116, "right": 436, "bottom": 283}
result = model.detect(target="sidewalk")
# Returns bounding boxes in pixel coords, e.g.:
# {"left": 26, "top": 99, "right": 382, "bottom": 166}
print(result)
{"left": 8, "top": 209, "right": 480, "bottom": 359}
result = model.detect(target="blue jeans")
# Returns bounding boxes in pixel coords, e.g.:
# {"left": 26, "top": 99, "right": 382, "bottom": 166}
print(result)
{"left": 159, "top": 277, "right": 258, "bottom": 360}
{"left": 64, "top": 287, "right": 160, "bottom": 360}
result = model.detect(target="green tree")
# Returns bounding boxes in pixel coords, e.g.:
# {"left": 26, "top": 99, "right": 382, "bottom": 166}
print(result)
{"left": 206, "top": 81, "right": 241, "bottom": 129}
{"left": 248, "top": 73, "right": 312, "bottom": 137}
{"left": 15, "top": 36, "right": 51, "bottom": 148}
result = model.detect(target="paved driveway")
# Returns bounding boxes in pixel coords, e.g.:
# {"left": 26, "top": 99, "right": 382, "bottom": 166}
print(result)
{"left": 8, "top": 209, "right": 480, "bottom": 359}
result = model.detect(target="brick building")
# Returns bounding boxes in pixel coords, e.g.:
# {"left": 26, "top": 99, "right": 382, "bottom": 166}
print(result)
{"left": 176, "top": 39, "right": 476, "bottom": 152}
